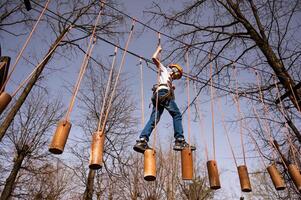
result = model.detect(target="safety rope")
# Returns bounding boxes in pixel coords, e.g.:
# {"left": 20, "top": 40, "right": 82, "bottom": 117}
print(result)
{"left": 185, "top": 49, "right": 191, "bottom": 146}
{"left": 140, "top": 58, "right": 145, "bottom": 127}
{"left": 11, "top": 25, "right": 73, "bottom": 98}
{"left": 232, "top": 65, "right": 246, "bottom": 165}
{"left": 193, "top": 83, "right": 209, "bottom": 161}
{"left": 100, "top": 20, "right": 136, "bottom": 134}
{"left": 96, "top": 47, "right": 118, "bottom": 134}
{"left": 209, "top": 54, "right": 216, "bottom": 160}
{"left": 0, "top": 0, "right": 51, "bottom": 93}
{"left": 64, "top": 3, "right": 104, "bottom": 121}
{"left": 152, "top": 32, "right": 161, "bottom": 149}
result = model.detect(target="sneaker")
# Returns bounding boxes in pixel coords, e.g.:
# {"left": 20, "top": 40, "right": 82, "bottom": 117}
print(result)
{"left": 173, "top": 138, "right": 196, "bottom": 151}
{"left": 133, "top": 138, "right": 149, "bottom": 153}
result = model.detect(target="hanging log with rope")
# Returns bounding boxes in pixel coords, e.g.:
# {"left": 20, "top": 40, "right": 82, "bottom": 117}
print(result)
{"left": 180, "top": 49, "right": 194, "bottom": 181}
{"left": 49, "top": 3, "right": 105, "bottom": 154}
{"left": 232, "top": 65, "right": 252, "bottom": 192}
{"left": 206, "top": 54, "right": 221, "bottom": 190}
{"left": 89, "top": 47, "right": 118, "bottom": 169}
{"left": 89, "top": 19, "right": 136, "bottom": 168}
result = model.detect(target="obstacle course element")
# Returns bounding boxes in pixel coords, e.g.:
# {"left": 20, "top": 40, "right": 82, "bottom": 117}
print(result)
{"left": 288, "top": 164, "right": 301, "bottom": 192}
{"left": 0, "top": 57, "right": 11, "bottom": 114}
{"left": 207, "top": 160, "right": 221, "bottom": 189}
{"left": 144, "top": 149, "right": 156, "bottom": 181}
{"left": 237, "top": 165, "right": 252, "bottom": 192}
{"left": 49, "top": 120, "right": 72, "bottom": 154}
{"left": 181, "top": 147, "right": 193, "bottom": 180}
{"left": 89, "top": 132, "right": 105, "bottom": 169}
{"left": 267, "top": 164, "right": 285, "bottom": 190}
{"left": 0, "top": 92, "right": 12, "bottom": 115}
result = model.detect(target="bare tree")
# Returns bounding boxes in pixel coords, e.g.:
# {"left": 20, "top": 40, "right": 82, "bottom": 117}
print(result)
{"left": 0, "top": 87, "right": 63, "bottom": 200}
{"left": 0, "top": 0, "right": 124, "bottom": 142}
{"left": 67, "top": 60, "right": 137, "bottom": 199}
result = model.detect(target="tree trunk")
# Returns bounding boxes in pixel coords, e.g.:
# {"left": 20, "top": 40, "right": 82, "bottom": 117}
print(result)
{"left": 0, "top": 27, "right": 69, "bottom": 142}
{"left": 0, "top": 147, "right": 28, "bottom": 200}
{"left": 83, "top": 169, "right": 95, "bottom": 200}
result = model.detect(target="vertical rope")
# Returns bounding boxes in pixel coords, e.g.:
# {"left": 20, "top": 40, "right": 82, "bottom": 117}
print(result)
{"left": 273, "top": 77, "right": 300, "bottom": 161}
{"left": 11, "top": 26, "right": 73, "bottom": 98}
{"left": 185, "top": 49, "right": 191, "bottom": 146}
{"left": 209, "top": 54, "right": 216, "bottom": 160}
{"left": 100, "top": 20, "right": 136, "bottom": 134}
{"left": 96, "top": 47, "right": 118, "bottom": 133}
{"left": 216, "top": 97, "right": 238, "bottom": 167}
{"left": 152, "top": 33, "right": 161, "bottom": 149}
{"left": 232, "top": 66, "right": 246, "bottom": 165}
{"left": 253, "top": 70, "right": 288, "bottom": 169}
{"left": 64, "top": 3, "right": 104, "bottom": 121}
{"left": 193, "top": 83, "right": 209, "bottom": 161}
{"left": 0, "top": 0, "right": 51, "bottom": 93}
{"left": 226, "top": 78, "right": 267, "bottom": 168}
{"left": 140, "top": 58, "right": 145, "bottom": 127}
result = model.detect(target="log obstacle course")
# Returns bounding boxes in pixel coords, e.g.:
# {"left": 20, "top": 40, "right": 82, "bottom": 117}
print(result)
{"left": 1, "top": 0, "right": 300, "bottom": 196}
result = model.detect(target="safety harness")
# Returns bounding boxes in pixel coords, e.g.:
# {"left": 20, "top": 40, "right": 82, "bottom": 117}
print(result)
{"left": 151, "top": 83, "right": 175, "bottom": 105}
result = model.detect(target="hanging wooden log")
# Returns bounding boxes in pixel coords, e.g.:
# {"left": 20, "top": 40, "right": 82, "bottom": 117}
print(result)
{"left": 288, "top": 164, "right": 301, "bottom": 192}
{"left": 207, "top": 160, "right": 221, "bottom": 189}
{"left": 89, "top": 131, "right": 105, "bottom": 169}
{"left": 237, "top": 165, "right": 252, "bottom": 192}
{"left": 144, "top": 148, "right": 156, "bottom": 181}
{"left": 0, "top": 92, "right": 12, "bottom": 114}
{"left": 49, "top": 120, "right": 72, "bottom": 154}
{"left": 181, "top": 147, "right": 193, "bottom": 180}
{"left": 267, "top": 164, "right": 286, "bottom": 190}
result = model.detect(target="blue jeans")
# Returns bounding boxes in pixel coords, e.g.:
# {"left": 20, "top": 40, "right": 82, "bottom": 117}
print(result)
{"left": 140, "top": 89, "right": 184, "bottom": 141}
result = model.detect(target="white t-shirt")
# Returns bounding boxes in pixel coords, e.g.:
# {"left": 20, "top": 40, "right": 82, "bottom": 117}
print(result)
{"left": 157, "top": 63, "right": 172, "bottom": 91}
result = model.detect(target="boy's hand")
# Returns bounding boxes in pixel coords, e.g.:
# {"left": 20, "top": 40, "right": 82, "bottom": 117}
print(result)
{"left": 157, "top": 45, "right": 162, "bottom": 53}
